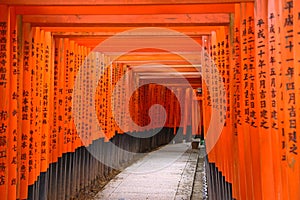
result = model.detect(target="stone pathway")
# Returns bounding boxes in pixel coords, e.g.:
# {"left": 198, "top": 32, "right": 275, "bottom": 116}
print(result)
{"left": 94, "top": 143, "right": 199, "bottom": 200}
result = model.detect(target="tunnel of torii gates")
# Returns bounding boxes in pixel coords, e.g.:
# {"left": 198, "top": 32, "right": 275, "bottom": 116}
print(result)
{"left": 0, "top": 0, "right": 299, "bottom": 199}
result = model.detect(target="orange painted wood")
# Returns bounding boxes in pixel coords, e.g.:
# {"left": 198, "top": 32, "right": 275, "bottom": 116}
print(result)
{"left": 225, "top": 26, "right": 233, "bottom": 187}
{"left": 7, "top": 7, "right": 18, "bottom": 200}
{"left": 19, "top": 22, "right": 31, "bottom": 199}
{"left": 51, "top": 37, "right": 60, "bottom": 163}
{"left": 228, "top": 17, "right": 241, "bottom": 198}
{"left": 23, "top": 14, "right": 230, "bottom": 25}
{"left": 56, "top": 37, "right": 65, "bottom": 156}
{"left": 268, "top": 0, "right": 283, "bottom": 199}
{"left": 68, "top": 40, "right": 77, "bottom": 152}
{"left": 2, "top": 0, "right": 254, "bottom": 5}
{"left": 42, "top": 26, "right": 222, "bottom": 35}
{"left": 16, "top": 14, "right": 23, "bottom": 199}
{"left": 280, "top": 0, "right": 294, "bottom": 199}
{"left": 293, "top": 2, "right": 300, "bottom": 200}
{"left": 47, "top": 29, "right": 55, "bottom": 162}
{"left": 254, "top": 0, "right": 276, "bottom": 199}
{"left": 217, "top": 26, "right": 230, "bottom": 184}
{"left": 27, "top": 26, "right": 35, "bottom": 186}
{"left": 113, "top": 54, "right": 201, "bottom": 62}
{"left": 132, "top": 66, "right": 200, "bottom": 72}
{"left": 15, "top": 4, "right": 235, "bottom": 15}
{"left": 280, "top": 0, "right": 300, "bottom": 199}
{"left": 48, "top": 34, "right": 207, "bottom": 50}
{"left": 233, "top": 4, "right": 246, "bottom": 199}
{"left": 62, "top": 38, "right": 71, "bottom": 153}
{"left": 205, "top": 29, "right": 216, "bottom": 163}
{"left": 240, "top": 3, "right": 258, "bottom": 199}
{"left": 200, "top": 35, "right": 210, "bottom": 139}
{"left": 1, "top": 1, "right": 300, "bottom": 199}
{"left": 33, "top": 26, "right": 42, "bottom": 184}
{"left": 216, "top": 27, "right": 225, "bottom": 180}
{"left": 72, "top": 42, "right": 82, "bottom": 150}
{"left": 0, "top": 4, "right": 9, "bottom": 199}
{"left": 40, "top": 29, "right": 50, "bottom": 173}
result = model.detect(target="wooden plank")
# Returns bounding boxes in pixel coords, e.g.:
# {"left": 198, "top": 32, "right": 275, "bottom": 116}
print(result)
{"left": 15, "top": 4, "right": 235, "bottom": 15}
{"left": 46, "top": 26, "right": 219, "bottom": 48}
{"left": 66, "top": 37, "right": 205, "bottom": 49}
{"left": 52, "top": 31, "right": 212, "bottom": 37}
{"left": 50, "top": 35, "right": 206, "bottom": 48}
{"left": 139, "top": 83, "right": 200, "bottom": 88}
{"left": 73, "top": 37, "right": 204, "bottom": 53}
{"left": 118, "top": 60, "right": 200, "bottom": 65}
{"left": 138, "top": 77, "right": 201, "bottom": 86}
{"left": 57, "top": 37, "right": 204, "bottom": 49}
{"left": 54, "top": 34, "right": 211, "bottom": 38}
{"left": 138, "top": 72, "right": 201, "bottom": 77}
{"left": 41, "top": 25, "right": 223, "bottom": 33}
{"left": 1, "top": 0, "right": 254, "bottom": 5}
{"left": 132, "top": 66, "right": 200, "bottom": 72}
{"left": 23, "top": 14, "right": 230, "bottom": 25}
{"left": 112, "top": 54, "right": 201, "bottom": 62}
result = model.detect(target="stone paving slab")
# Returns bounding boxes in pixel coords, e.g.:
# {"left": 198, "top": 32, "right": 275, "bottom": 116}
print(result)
{"left": 94, "top": 143, "right": 199, "bottom": 200}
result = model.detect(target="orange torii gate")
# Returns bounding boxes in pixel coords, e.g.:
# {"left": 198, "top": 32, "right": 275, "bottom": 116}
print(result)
{"left": 0, "top": 0, "right": 299, "bottom": 199}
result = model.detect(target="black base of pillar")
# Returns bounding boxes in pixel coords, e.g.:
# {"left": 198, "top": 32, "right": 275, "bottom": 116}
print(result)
{"left": 205, "top": 157, "right": 234, "bottom": 200}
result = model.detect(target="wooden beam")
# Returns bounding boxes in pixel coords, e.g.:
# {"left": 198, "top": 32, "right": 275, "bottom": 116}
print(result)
{"left": 136, "top": 66, "right": 201, "bottom": 72}
{"left": 52, "top": 33, "right": 208, "bottom": 37}
{"left": 41, "top": 26, "right": 222, "bottom": 33}
{"left": 0, "top": 5, "right": 8, "bottom": 20}
{"left": 66, "top": 36, "right": 205, "bottom": 51}
{"left": 111, "top": 51, "right": 202, "bottom": 55}
{"left": 117, "top": 60, "right": 200, "bottom": 65}
{"left": 138, "top": 82, "right": 201, "bottom": 88}
{"left": 45, "top": 26, "right": 214, "bottom": 49}
{"left": 2, "top": 0, "right": 254, "bottom": 5}
{"left": 112, "top": 54, "right": 201, "bottom": 62}
{"left": 51, "top": 30, "right": 212, "bottom": 37}
{"left": 142, "top": 84, "right": 201, "bottom": 88}
{"left": 45, "top": 27, "right": 213, "bottom": 48}
{"left": 138, "top": 72, "right": 201, "bottom": 77}
{"left": 77, "top": 36, "right": 205, "bottom": 52}
{"left": 15, "top": 4, "right": 235, "bottom": 15}
{"left": 138, "top": 68, "right": 200, "bottom": 72}
{"left": 112, "top": 55, "right": 201, "bottom": 67}
{"left": 56, "top": 36, "right": 204, "bottom": 47}
{"left": 138, "top": 77, "right": 201, "bottom": 86}
{"left": 23, "top": 14, "right": 230, "bottom": 25}
{"left": 131, "top": 65, "right": 200, "bottom": 72}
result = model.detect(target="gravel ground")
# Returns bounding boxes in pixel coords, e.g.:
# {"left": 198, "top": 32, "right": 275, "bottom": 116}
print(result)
{"left": 71, "top": 169, "right": 121, "bottom": 200}
{"left": 191, "top": 145, "right": 208, "bottom": 200}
